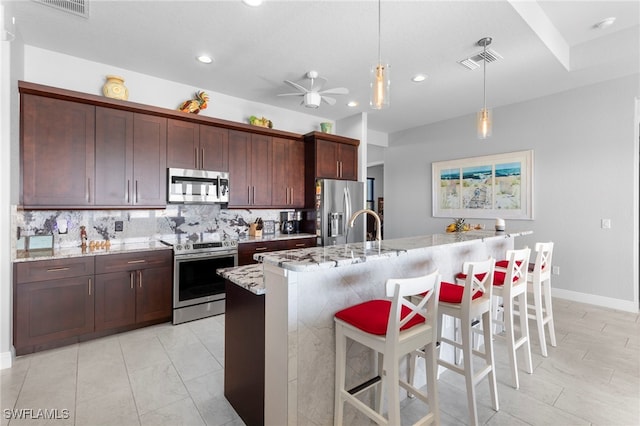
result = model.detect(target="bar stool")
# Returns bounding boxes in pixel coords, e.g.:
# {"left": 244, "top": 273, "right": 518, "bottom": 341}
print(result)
{"left": 492, "top": 248, "right": 533, "bottom": 389}
{"left": 526, "top": 242, "right": 556, "bottom": 357}
{"left": 334, "top": 271, "right": 441, "bottom": 426}
{"left": 435, "top": 258, "right": 499, "bottom": 426}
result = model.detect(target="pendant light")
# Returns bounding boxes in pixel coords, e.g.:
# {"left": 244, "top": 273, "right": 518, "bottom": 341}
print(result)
{"left": 477, "top": 37, "right": 492, "bottom": 139}
{"left": 370, "top": 0, "right": 390, "bottom": 110}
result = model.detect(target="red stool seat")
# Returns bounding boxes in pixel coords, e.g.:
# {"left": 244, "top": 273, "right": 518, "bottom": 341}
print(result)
{"left": 456, "top": 271, "right": 513, "bottom": 286}
{"left": 334, "top": 299, "right": 426, "bottom": 336}
{"left": 439, "top": 282, "right": 484, "bottom": 304}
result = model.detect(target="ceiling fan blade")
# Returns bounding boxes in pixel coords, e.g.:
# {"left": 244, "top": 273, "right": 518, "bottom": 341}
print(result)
{"left": 277, "top": 92, "right": 304, "bottom": 97}
{"left": 311, "top": 76, "right": 328, "bottom": 92}
{"left": 321, "top": 96, "right": 337, "bottom": 106}
{"left": 319, "top": 87, "right": 349, "bottom": 95}
{"left": 284, "top": 79, "right": 309, "bottom": 93}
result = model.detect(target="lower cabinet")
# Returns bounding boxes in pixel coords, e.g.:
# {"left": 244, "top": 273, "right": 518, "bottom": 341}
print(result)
{"left": 14, "top": 250, "right": 172, "bottom": 355}
{"left": 95, "top": 250, "right": 173, "bottom": 330}
{"left": 238, "top": 236, "right": 316, "bottom": 266}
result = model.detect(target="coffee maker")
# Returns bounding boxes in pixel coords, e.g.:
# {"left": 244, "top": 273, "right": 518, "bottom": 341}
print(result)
{"left": 280, "top": 211, "right": 302, "bottom": 234}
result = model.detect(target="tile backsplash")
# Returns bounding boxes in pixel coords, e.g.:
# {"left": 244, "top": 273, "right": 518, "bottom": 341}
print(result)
{"left": 12, "top": 205, "right": 290, "bottom": 251}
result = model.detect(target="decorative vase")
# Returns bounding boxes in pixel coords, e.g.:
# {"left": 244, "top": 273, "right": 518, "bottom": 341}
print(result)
{"left": 102, "top": 75, "right": 129, "bottom": 100}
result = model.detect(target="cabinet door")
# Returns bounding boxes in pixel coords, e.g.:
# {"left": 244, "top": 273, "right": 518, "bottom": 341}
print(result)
{"left": 338, "top": 143, "right": 358, "bottom": 181}
{"left": 315, "top": 139, "right": 339, "bottom": 179}
{"left": 229, "top": 130, "right": 251, "bottom": 206}
{"left": 288, "top": 140, "right": 306, "bottom": 206}
{"left": 200, "top": 126, "right": 229, "bottom": 171}
{"left": 132, "top": 114, "right": 167, "bottom": 206}
{"left": 135, "top": 265, "right": 172, "bottom": 323}
{"left": 271, "top": 138, "right": 289, "bottom": 206}
{"left": 95, "top": 107, "right": 134, "bottom": 205}
{"left": 14, "top": 276, "right": 94, "bottom": 349}
{"left": 250, "top": 134, "right": 272, "bottom": 207}
{"left": 167, "top": 119, "right": 199, "bottom": 169}
{"left": 94, "top": 271, "right": 136, "bottom": 331}
{"left": 21, "top": 94, "right": 95, "bottom": 206}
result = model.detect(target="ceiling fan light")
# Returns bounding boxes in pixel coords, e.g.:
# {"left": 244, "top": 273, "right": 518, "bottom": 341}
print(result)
{"left": 304, "top": 92, "right": 321, "bottom": 108}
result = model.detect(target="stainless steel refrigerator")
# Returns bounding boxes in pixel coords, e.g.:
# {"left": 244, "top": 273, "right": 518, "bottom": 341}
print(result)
{"left": 314, "top": 179, "right": 365, "bottom": 246}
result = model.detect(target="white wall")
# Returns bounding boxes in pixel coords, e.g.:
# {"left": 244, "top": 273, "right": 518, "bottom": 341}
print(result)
{"left": 367, "top": 164, "right": 384, "bottom": 214}
{"left": 385, "top": 74, "right": 640, "bottom": 311}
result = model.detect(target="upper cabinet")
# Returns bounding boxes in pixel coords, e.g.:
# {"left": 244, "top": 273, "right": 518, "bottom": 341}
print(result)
{"left": 94, "top": 109, "right": 167, "bottom": 207}
{"left": 272, "top": 137, "right": 305, "bottom": 208}
{"left": 21, "top": 94, "right": 96, "bottom": 207}
{"left": 167, "top": 119, "right": 229, "bottom": 171}
{"left": 304, "top": 131, "right": 359, "bottom": 181}
{"left": 228, "top": 130, "right": 272, "bottom": 207}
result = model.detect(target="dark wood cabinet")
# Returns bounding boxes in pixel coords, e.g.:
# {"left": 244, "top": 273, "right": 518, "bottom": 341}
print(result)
{"left": 95, "top": 250, "right": 172, "bottom": 330}
{"left": 272, "top": 137, "right": 305, "bottom": 207}
{"left": 238, "top": 237, "right": 316, "bottom": 265}
{"left": 94, "top": 110, "right": 166, "bottom": 207}
{"left": 228, "top": 130, "right": 272, "bottom": 207}
{"left": 304, "top": 131, "right": 359, "bottom": 181}
{"left": 14, "top": 257, "right": 95, "bottom": 354}
{"left": 21, "top": 94, "right": 95, "bottom": 207}
{"left": 167, "top": 119, "right": 229, "bottom": 171}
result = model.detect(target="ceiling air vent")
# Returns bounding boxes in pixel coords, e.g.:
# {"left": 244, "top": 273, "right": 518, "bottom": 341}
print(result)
{"left": 458, "top": 48, "right": 502, "bottom": 70}
{"left": 32, "top": 0, "right": 89, "bottom": 18}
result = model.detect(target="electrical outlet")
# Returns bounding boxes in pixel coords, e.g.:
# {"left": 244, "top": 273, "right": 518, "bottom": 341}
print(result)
{"left": 601, "top": 218, "right": 611, "bottom": 229}
{"left": 552, "top": 266, "right": 560, "bottom": 275}
{"left": 115, "top": 221, "right": 124, "bottom": 232}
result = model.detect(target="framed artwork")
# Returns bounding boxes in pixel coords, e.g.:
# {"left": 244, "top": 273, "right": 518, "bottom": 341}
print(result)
{"left": 432, "top": 150, "right": 534, "bottom": 220}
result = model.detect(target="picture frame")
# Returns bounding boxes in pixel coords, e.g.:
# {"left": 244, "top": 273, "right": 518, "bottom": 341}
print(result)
{"left": 432, "top": 150, "right": 534, "bottom": 220}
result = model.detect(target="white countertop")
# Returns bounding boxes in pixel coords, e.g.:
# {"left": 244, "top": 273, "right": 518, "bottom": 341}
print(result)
{"left": 13, "top": 240, "right": 172, "bottom": 262}
{"left": 255, "top": 230, "right": 532, "bottom": 272}
{"left": 217, "top": 264, "right": 265, "bottom": 295}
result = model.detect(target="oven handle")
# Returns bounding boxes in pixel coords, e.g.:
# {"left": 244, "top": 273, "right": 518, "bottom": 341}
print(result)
{"left": 174, "top": 251, "right": 238, "bottom": 261}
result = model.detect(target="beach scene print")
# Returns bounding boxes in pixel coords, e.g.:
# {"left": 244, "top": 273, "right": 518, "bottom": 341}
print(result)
{"left": 439, "top": 168, "right": 461, "bottom": 208}
{"left": 462, "top": 165, "right": 492, "bottom": 209}
{"left": 494, "top": 161, "right": 521, "bottom": 209}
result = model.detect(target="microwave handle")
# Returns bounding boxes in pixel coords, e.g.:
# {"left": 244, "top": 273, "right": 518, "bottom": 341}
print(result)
{"left": 216, "top": 177, "right": 221, "bottom": 199}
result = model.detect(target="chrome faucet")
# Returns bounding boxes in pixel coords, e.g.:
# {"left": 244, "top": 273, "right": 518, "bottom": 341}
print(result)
{"left": 348, "top": 209, "right": 382, "bottom": 243}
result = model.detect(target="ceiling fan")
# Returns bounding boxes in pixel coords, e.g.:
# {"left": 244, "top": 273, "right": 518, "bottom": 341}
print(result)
{"left": 277, "top": 71, "right": 349, "bottom": 108}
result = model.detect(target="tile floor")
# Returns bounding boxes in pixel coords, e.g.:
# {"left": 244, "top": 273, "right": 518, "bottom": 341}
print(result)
{"left": 1, "top": 298, "right": 639, "bottom": 426}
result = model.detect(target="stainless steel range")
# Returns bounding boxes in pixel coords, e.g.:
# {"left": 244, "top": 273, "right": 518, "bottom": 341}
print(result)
{"left": 160, "top": 233, "right": 238, "bottom": 324}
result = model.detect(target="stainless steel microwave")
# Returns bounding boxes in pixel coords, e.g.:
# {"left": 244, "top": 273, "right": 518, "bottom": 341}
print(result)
{"left": 167, "top": 168, "right": 229, "bottom": 204}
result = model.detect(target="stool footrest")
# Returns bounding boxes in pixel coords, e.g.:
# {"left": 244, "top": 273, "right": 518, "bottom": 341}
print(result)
{"left": 348, "top": 375, "right": 381, "bottom": 396}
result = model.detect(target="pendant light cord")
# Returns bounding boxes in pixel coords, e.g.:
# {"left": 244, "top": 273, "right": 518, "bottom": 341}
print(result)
{"left": 377, "top": 0, "right": 381, "bottom": 64}
{"left": 482, "top": 39, "right": 487, "bottom": 111}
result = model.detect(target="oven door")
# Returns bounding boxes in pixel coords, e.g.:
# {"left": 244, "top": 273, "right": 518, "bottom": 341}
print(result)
{"left": 173, "top": 251, "right": 237, "bottom": 309}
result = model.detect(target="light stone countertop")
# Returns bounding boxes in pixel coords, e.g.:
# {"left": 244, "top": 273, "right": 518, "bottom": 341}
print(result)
{"left": 255, "top": 230, "right": 533, "bottom": 272}
{"left": 217, "top": 264, "right": 265, "bottom": 295}
{"left": 13, "top": 239, "right": 172, "bottom": 262}
{"left": 238, "top": 233, "right": 316, "bottom": 244}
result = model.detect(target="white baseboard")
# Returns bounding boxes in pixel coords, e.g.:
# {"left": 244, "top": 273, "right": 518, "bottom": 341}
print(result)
{"left": 552, "top": 288, "right": 639, "bottom": 313}
{"left": 0, "top": 347, "right": 15, "bottom": 370}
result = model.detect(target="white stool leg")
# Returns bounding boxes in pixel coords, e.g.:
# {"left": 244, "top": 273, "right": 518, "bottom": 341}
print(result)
{"left": 461, "top": 314, "right": 479, "bottom": 426}
{"left": 543, "top": 278, "right": 557, "bottom": 347}
{"left": 503, "top": 295, "right": 520, "bottom": 389}
{"left": 385, "top": 353, "right": 401, "bottom": 426}
{"left": 424, "top": 341, "right": 440, "bottom": 425}
{"left": 519, "top": 291, "right": 533, "bottom": 374}
{"left": 375, "top": 352, "right": 384, "bottom": 414}
{"left": 482, "top": 310, "right": 499, "bottom": 411}
{"left": 532, "top": 280, "right": 548, "bottom": 357}
{"left": 334, "top": 324, "right": 347, "bottom": 425}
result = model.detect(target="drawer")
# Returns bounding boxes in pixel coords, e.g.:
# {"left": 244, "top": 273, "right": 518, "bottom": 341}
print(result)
{"left": 15, "top": 257, "right": 95, "bottom": 283}
{"left": 95, "top": 250, "right": 172, "bottom": 274}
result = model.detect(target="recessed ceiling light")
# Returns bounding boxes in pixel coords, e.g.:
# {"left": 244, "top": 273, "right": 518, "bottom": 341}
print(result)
{"left": 197, "top": 55, "right": 213, "bottom": 64}
{"left": 412, "top": 74, "right": 427, "bottom": 82}
{"left": 594, "top": 17, "right": 616, "bottom": 30}
{"left": 242, "top": 0, "right": 263, "bottom": 6}
{"left": 347, "top": 101, "right": 359, "bottom": 107}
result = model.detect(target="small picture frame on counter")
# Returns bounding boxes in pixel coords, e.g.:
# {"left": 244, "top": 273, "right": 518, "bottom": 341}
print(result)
{"left": 262, "top": 220, "right": 275, "bottom": 235}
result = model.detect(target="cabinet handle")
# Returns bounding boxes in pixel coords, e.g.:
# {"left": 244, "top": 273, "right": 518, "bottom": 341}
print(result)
{"left": 130, "top": 272, "right": 134, "bottom": 289}
{"left": 201, "top": 148, "right": 205, "bottom": 169}
{"left": 138, "top": 270, "right": 143, "bottom": 288}
{"left": 247, "top": 186, "right": 251, "bottom": 204}
{"left": 255, "top": 247, "right": 268, "bottom": 251}
{"left": 135, "top": 180, "right": 139, "bottom": 204}
{"left": 88, "top": 278, "right": 92, "bottom": 295}
{"left": 252, "top": 186, "right": 255, "bottom": 205}
{"left": 127, "top": 259, "right": 146, "bottom": 264}
{"left": 126, "top": 180, "right": 130, "bottom": 203}
{"left": 337, "top": 161, "right": 340, "bottom": 178}
{"left": 87, "top": 178, "right": 91, "bottom": 203}
{"left": 339, "top": 161, "right": 343, "bottom": 178}
{"left": 46, "top": 267, "right": 70, "bottom": 272}
{"left": 295, "top": 243, "right": 306, "bottom": 247}
{"left": 195, "top": 147, "right": 199, "bottom": 169}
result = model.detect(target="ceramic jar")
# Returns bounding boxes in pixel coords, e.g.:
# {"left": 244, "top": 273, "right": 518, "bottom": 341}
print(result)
{"left": 102, "top": 75, "right": 129, "bottom": 100}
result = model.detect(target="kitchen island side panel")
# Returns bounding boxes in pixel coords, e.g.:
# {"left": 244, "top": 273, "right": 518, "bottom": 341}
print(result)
{"left": 264, "top": 235, "right": 513, "bottom": 425}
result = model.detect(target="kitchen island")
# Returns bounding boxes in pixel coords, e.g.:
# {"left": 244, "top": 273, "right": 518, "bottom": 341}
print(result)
{"left": 258, "top": 230, "right": 530, "bottom": 426}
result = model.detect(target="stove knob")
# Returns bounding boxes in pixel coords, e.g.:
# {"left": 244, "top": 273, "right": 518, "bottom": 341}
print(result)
{"left": 175, "top": 244, "right": 182, "bottom": 251}
{"left": 184, "top": 243, "right": 191, "bottom": 251}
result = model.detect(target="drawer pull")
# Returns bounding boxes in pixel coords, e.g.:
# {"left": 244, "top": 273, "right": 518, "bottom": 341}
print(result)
{"left": 255, "top": 247, "right": 269, "bottom": 251}
{"left": 88, "top": 278, "right": 92, "bottom": 296}
{"left": 295, "top": 243, "right": 306, "bottom": 247}
{"left": 47, "top": 267, "right": 70, "bottom": 272}
{"left": 127, "top": 259, "right": 146, "bottom": 264}
{"left": 130, "top": 272, "right": 134, "bottom": 289}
